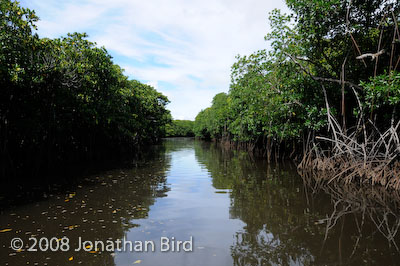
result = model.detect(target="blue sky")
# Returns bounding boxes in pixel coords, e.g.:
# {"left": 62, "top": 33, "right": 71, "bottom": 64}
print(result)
{"left": 20, "top": 0, "right": 289, "bottom": 120}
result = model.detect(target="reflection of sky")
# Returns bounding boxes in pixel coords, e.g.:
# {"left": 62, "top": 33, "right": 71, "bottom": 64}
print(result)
{"left": 115, "top": 142, "right": 245, "bottom": 266}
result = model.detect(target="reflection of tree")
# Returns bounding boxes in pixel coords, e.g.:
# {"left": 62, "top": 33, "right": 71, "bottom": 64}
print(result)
{"left": 194, "top": 141, "right": 400, "bottom": 265}
{"left": 162, "top": 137, "right": 196, "bottom": 153}
{"left": 302, "top": 172, "right": 400, "bottom": 257}
{"left": 0, "top": 142, "right": 172, "bottom": 266}
{"left": 194, "top": 141, "right": 260, "bottom": 189}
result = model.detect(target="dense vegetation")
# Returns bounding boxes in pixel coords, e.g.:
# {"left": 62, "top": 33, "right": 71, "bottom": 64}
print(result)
{"left": 194, "top": 0, "right": 400, "bottom": 162}
{"left": 0, "top": 0, "right": 171, "bottom": 181}
{"left": 165, "top": 120, "right": 194, "bottom": 137}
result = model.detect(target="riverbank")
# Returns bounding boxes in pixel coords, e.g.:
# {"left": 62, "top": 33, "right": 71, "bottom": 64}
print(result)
{"left": 1, "top": 0, "right": 171, "bottom": 185}
{"left": 191, "top": 2, "right": 400, "bottom": 190}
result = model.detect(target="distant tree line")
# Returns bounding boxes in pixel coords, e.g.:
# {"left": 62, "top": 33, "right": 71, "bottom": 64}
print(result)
{"left": 165, "top": 120, "right": 194, "bottom": 137}
{"left": 0, "top": 0, "right": 171, "bottom": 181}
{"left": 194, "top": 0, "right": 400, "bottom": 162}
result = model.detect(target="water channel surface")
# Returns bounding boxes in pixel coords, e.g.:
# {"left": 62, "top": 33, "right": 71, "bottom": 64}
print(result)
{"left": 1, "top": 138, "right": 400, "bottom": 265}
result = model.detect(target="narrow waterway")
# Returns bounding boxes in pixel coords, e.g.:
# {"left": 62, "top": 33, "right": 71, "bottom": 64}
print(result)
{"left": 1, "top": 138, "right": 400, "bottom": 265}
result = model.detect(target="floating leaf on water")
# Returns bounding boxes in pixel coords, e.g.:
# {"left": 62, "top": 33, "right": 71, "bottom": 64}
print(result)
{"left": 0, "top": 229, "right": 12, "bottom": 233}
{"left": 67, "top": 225, "right": 79, "bottom": 230}
{"left": 133, "top": 260, "right": 142, "bottom": 264}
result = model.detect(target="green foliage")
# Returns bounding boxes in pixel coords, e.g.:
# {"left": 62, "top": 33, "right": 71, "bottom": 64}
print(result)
{"left": 285, "top": 0, "right": 400, "bottom": 122}
{"left": 194, "top": 1, "right": 400, "bottom": 156}
{"left": 0, "top": 0, "right": 171, "bottom": 179}
{"left": 193, "top": 108, "right": 211, "bottom": 139}
{"left": 195, "top": 10, "right": 328, "bottom": 146}
{"left": 194, "top": 93, "right": 229, "bottom": 139}
{"left": 361, "top": 72, "right": 400, "bottom": 110}
{"left": 165, "top": 120, "right": 194, "bottom": 137}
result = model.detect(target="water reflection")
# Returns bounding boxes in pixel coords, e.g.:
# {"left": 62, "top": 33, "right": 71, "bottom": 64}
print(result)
{"left": 0, "top": 144, "right": 171, "bottom": 265}
{"left": 194, "top": 141, "right": 400, "bottom": 266}
{"left": 301, "top": 172, "right": 400, "bottom": 263}
{"left": 1, "top": 139, "right": 400, "bottom": 265}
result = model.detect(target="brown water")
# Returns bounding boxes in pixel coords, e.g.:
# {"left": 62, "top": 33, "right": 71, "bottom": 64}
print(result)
{"left": 1, "top": 138, "right": 400, "bottom": 265}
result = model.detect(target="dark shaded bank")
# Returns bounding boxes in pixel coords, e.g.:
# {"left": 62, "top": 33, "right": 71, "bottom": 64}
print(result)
{"left": 0, "top": 142, "right": 169, "bottom": 211}
{"left": 0, "top": 0, "right": 171, "bottom": 190}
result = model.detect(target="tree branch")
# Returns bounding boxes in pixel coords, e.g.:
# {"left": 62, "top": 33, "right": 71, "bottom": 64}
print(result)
{"left": 284, "top": 52, "right": 363, "bottom": 90}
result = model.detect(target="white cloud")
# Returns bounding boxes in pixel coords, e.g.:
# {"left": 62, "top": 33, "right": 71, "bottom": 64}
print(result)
{"left": 22, "top": 0, "right": 290, "bottom": 120}
{"left": 146, "top": 81, "right": 159, "bottom": 90}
